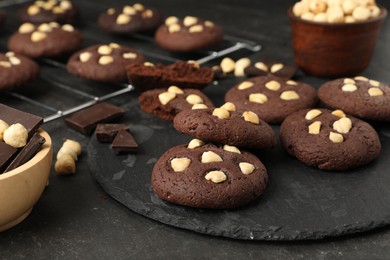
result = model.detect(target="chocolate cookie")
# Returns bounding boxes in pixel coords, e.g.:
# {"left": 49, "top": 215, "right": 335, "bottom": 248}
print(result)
{"left": 318, "top": 76, "right": 390, "bottom": 121}
{"left": 225, "top": 75, "right": 318, "bottom": 124}
{"left": 127, "top": 60, "right": 213, "bottom": 92}
{"left": 139, "top": 86, "right": 214, "bottom": 120}
{"left": 18, "top": 0, "right": 77, "bottom": 24}
{"left": 8, "top": 22, "right": 82, "bottom": 58}
{"left": 244, "top": 60, "right": 297, "bottom": 79}
{"left": 67, "top": 43, "right": 144, "bottom": 83}
{"left": 280, "top": 108, "right": 381, "bottom": 171}
{"left": 98, "top": 4, "right": 162, "bottom": 34}
{"left": 0, "top": 52, "right": 39, "bottom": 91}
{"left": 174, "top": 103, "right": 276, "bottom": 150}
{"left": 152, "top": 140, "right": 268, "bottom": 208}
{"left": 155, "top": 16, "right": 224, "bottom": 52}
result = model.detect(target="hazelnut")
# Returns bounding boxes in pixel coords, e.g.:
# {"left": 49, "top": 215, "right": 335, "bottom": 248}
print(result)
{"left": 220, "top": 57, "right": 235, "bottom": 73}
{"left": 293, "top": 1, "right": 310, "bottom": 17}
{"left": 368, "top": 87, "right": 384, "bottom": 97}
{"left": 314, "top": 12, "right": 328, "bottom": 22}
{"left": 79, "top": 52, "right": 92, "bottom": 63}
{"left": 107, "top": 8, "right": 115, "bottom": 15}
{"left": 192, "top": 104, "right": 208, "bottom": 110}
{"left": 168, "top": 24, "right": 181, "bottom": 33}
{"left": 242, "top": 111, "right": 260, "bottom": 125}
{"left": 63, "top": 139, "right": 82, "bottom": 156}
{"left": 333, "top": 117, "right": 353, "bottom": 134}
{"left": 353, "top": 6, "right": 371, "bottom": 21}
{"left": 223, "top": 144, "right": 241, "bottom": 154}
{"left": 220, "top": 102, "right": 236, "bottom": 112}
{"left": 309, "top": 0, "right": 327, "bottom": 14}
{"left": 167, "top": 86, "right": 184, "bottom": 94}
{"left": 331, "top": 110, "right": 346, "bottom": 118}
{"left": 97, "top": 45, "right": 113, "bottom": 55}
{"left": 142, "top": 9, "right": 153, "bottom": 18}
{"left": 62, "top": 24, "right": 74, "bottom": 32}
{"left": 183, "top": 16, "right": 198, "bottom": 27}
{"left": 254, "top": 62, "right": 268, "bottom": 72}
{"left": 60, "top": 1, "right": 72, "bottom": 10}
{"left": 186, "top": 94, "right": 203, "bottom": 105}
{"left": 144, "top": 62, "right": 154, "bottom": 67}
{"left": 3, "top": 123, "right": 28, "bottom": 148}
{"left": 165, "top": 16, "right": 179, "bottom": 26}
{"left": 133, "top": 3, "right": 145, "bottom": 11}
{"left": 31, "top": 31, "right": 47, "bottom": 42}
{"left": 286, "top": 80, "right": 298, "bottom": 86}
{"left": 205, "top": 21, "right": 214, "bottom": 27}
{"left": 327, "top": 6, "right": 345, "bottom": 23}
{"left": 270, "top": 63, "right": 284, "bottom": 73}
{"left": 9, "top": 57, "right": 21, "bottom": 66}
{"left": 249, "top": 93, "right": 268, "bottom": 104}
{"left": 52, "top": 6, "right": 64, "bottom": 14}
{"left": 187, "top": 139, "right": 204, "bottom": 149}
{"left": 109, "top": 43, "right": 121, "bottom": 48}
{"left": 265, "top": 80, "right": 281, "bottom": 91}
{"left": 189, "top": 25, "right": 204, "bottom": 33}
{"left": 301, "top": 12, "right": 315, "bottom": 21}
{"left": 212, "top": 108, "right": 230, "bottom": 119}
{"left": 158, "top": 92, "right": 176, "bottom": 105}
{"left": 116, "top": 14, "right": 131, "bottom": 25}
{"left": 55, "top": 154, "right": 76, "bottom": 175}
{"left": 187, "top": 60, "right": 200, "bottom": 68}
{"left": 123, "top": 6, "right": 136, "bottom": 15}
{"left": 369, "top": 80, "right": 380, "bottom": 87}
{"left": 0, "top": 61, "right": 11, "bottom": 68}
{"left": 280, "top": 90, "right": 300, "bottom": 100}
{"left": 57, "top": 146, "right": 78, "bottom": 161}
{"left": 342, "top": 0, "right": 357, "bottom": 15}
{"left": 201, "top": 151, "right": 223, "bottom": 163}
{"left": 123, "top": 52, "right": 137, "bottom": 59}
{"left": 341, "top": 83, "right": 357, "bottom": 92}
{"left": 170, "top": 157, "right": 191, "bottom": 172}
{"left": 98, "top": 56, "right": 114, "bottom": 65}
{"left": 27, "top": 5, "right": 40, "bottom": 16}
{"left": 308, "top": 121, "right": 322, "bottom": 134}
{"left": 329, "top": 132, "right": 344, "bottom": 143}
{"left": 205, "top": 170, "right": 227, "bottom": 183}
{"left": 239, "top": 162, "right": 255, "bottom": 175}
{"left": 0, "top": 120, "right": 9, "bottom": 140}
{"left": 237, "top": 81, "right": 254, "bottom": 90}
{"left": 354, "top": 76, "right": 369, "bottom": 81}
{"left": 38, "top": 23, "right": 52, "bottom": 32}
{"left": 343, "top": 78, "right": 355, "bottom": 84}
{"left": 305, "top": 109, "right": 322, "bottom": 120}
{"left": 234, "top": 58, "right": 251, "bottom": 77}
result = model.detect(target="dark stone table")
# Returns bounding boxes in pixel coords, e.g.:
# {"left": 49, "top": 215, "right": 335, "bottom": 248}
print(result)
{"left": 1, "top": 0, "right": 390, "bottom": 258}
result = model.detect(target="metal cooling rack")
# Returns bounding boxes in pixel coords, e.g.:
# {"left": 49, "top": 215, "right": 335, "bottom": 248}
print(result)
{"left": 0, "top": 0, "right": 261, "bottom": 123}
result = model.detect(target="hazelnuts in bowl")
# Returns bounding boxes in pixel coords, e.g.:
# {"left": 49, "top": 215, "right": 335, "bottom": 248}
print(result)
{"left": 288, "top": 0, "right": 387, "bottom": 77}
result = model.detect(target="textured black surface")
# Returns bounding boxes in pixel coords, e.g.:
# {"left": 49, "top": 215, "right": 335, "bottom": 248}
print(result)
{"left": 88, "top": 93, "right": 390, "bottom": 240}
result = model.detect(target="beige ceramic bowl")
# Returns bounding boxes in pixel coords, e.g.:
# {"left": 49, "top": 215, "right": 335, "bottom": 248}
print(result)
{"left": 0, "top": 130, "right": 52, "bottom": 232}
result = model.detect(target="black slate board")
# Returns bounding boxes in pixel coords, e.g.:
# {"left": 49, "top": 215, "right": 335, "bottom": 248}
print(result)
{"left": 88, "top": 93, "right": 390, "bottom": 241}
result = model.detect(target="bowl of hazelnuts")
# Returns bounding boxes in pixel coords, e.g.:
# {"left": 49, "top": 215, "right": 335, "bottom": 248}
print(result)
{"left": 0, "top": 105, "right": 52, "bottom": 232}
{"left": 288, "top": 0, "right": 387, "bottom": 77}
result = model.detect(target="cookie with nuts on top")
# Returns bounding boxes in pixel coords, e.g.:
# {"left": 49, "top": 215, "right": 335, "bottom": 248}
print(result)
{"left": 155, "top": 16, "right": 224, "bottom": 52}
{"left": 174, "top": 103, "right": 276, "bottom": 150}
{"left": 225, "top": 75, "right": 318, "bottom": 124}
{"left": 0, "top": 52, "right": 39, "bottom": 91}
{"left": 8, "top": 22, "right": 82, "bottom": 58}
{"left": 318, "top": 76, "right": 390, "bottom": 121}
{"left": 67, "top": 43, "right": 144, "bottom": 83}
{"left": 152, "top": 139, "right": 268, "bottom": 208}
{"left": 98, "top": 3, "right": 162, "bottom": 34}
{"left": 127, "top": 60, "right": 214, "bottom": 92}
{"left": 139, "top": 86, "right": 214, "bottom": 121}
{"left": 280, "top": 108, "right": 381, "bottom": 171}
{"left": 18, "top": 0, "right": 77, "bottom": 24}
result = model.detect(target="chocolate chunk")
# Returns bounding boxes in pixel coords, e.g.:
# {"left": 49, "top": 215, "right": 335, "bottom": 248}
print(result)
{"left": 65, "top": 102, "right": 125, "bottom": 135}
{"left": 0, "top": 142, "right": 18, "bottom": 173}
{"left": 0, "top": 104, "right": 43, "bottom": 138}
{"left": 4, "top": 132, "right": 45, "bottom": 173}
{"left": 112, "top": 129, "right": 138, "bottom": 154}
{"left": 95, "top": 123, "right": 129, "bottom": 143}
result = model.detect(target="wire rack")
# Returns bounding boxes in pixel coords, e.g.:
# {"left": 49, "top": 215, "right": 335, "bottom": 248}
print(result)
{"left": 0, "top": 0, "right": 261, "bottom": 123}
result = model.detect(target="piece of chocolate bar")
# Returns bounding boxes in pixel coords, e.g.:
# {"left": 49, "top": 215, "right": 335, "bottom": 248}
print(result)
{"left": 112, "top": 129, "right": 138, "bottom": 154}
{"left": 4, "top": 132, "right": 46, "bottom": 173}
{"left": 65, "top": 102, "right": 125, "bottom": 135}
{"left": 95, "top": 124, "right": 129, "bottom": 143}
{"left": 0, "top": 142, "right": 18, "bottom": 173}
{"left": 0, "top": 104, "right": 43, "bottom": 138}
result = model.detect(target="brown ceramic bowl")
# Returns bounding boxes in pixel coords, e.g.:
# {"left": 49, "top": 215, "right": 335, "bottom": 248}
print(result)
{"left": 0, "top": 130, "right": 52, "bottom": 232}
{"left": 288, "top": 7, "right": 387, "bottom": 78}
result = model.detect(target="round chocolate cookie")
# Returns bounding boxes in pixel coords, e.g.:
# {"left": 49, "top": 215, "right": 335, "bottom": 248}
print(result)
{"left": 18, "top": 0, "right": 77, "bottom": 24}
{"left": 0, "top": 52, "right": 39, "bottom": 91}
{"left": 318, "top": 76, "right": 390, "bottom": 122}
{"left": 8, "top": 22, "right": 82, "bottom": 58}
{"left": 280, "top": 108, "right": 381, "bottom": 171}
{"left": 155, "top": 16, "right": 224, "bottom": 52}
{"left": 174, "top": 103, "right": 276, "bottom": 150}
{"left": 225, "top": 75, "right": 318, "bottom": 124}
{"left": 152, "top": 140, "right": 268, "bottom": 209}
{"left": 67, "top": 43, "right": 144, "bottom": 83}
{"left": 98, "top": 4, "right": 162, "bottom": 34}
{"left": 139, "top": 86, "right": 214, "bottom": 121}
